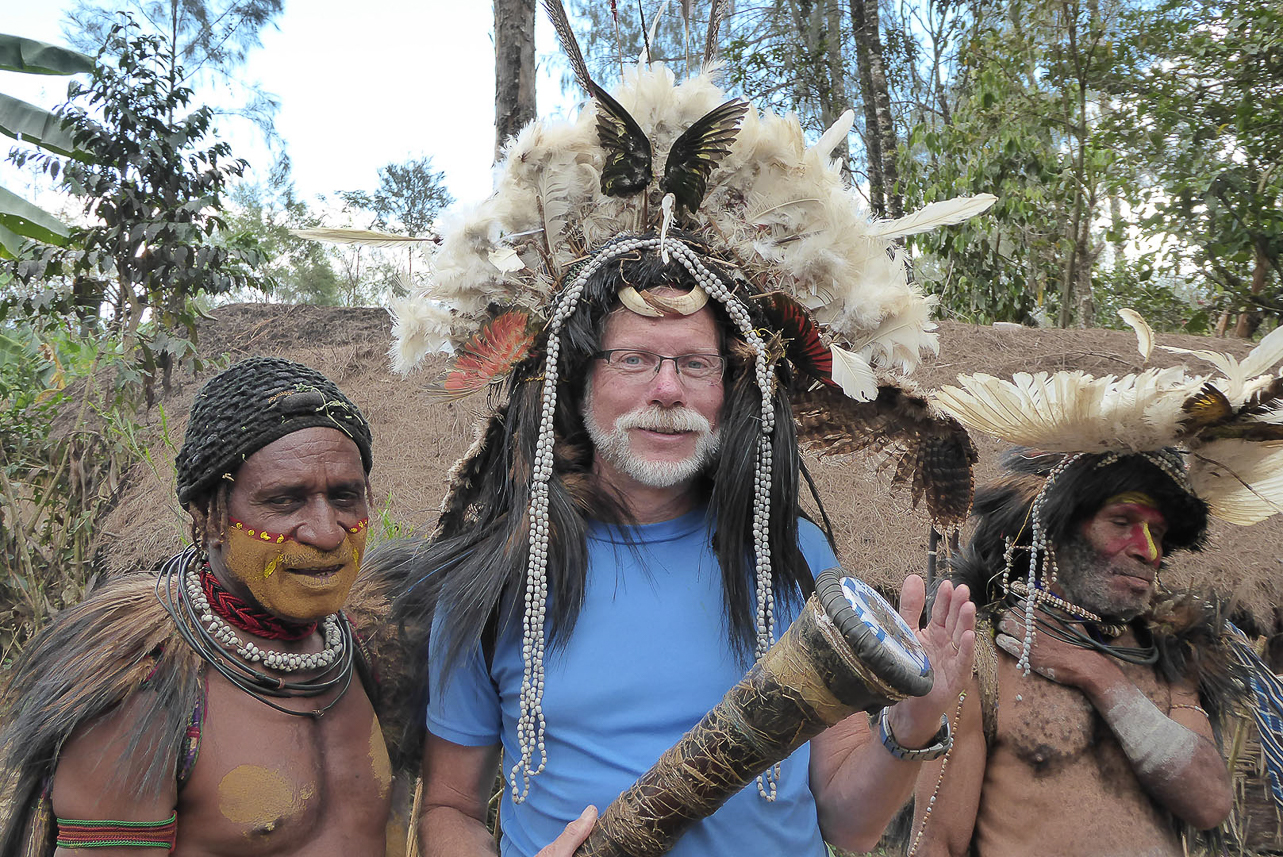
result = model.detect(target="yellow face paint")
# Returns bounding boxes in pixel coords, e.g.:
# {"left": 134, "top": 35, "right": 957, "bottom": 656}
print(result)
{"left": 1102, "top": 493, "right": 1164, "bottom": 563}
{"left": 220, "top": 519, "right": 367, "bottom": 621}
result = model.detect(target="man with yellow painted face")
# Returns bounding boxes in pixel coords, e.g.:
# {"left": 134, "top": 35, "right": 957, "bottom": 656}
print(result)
{"left": 908, "top": 448, "right": 1246, "bottom": 857}
{"left": 0, "top": 357, "right": 394, "bottom": 857}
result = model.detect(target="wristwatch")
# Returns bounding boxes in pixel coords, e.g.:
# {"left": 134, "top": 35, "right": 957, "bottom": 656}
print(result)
{"left": 872, "top": 706, "right": 953, "bottom": 761}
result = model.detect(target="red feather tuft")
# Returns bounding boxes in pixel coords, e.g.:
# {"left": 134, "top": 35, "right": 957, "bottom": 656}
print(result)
{"left": 437, "top": 312, "right": 535, "bottom": 398}
{"left": 754, "top": 292, "right": 834, "bottom": 384}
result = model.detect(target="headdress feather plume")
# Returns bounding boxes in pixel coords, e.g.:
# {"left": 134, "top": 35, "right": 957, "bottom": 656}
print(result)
{"left": 934, "top": 314, "right": 1283, "bottom": 526}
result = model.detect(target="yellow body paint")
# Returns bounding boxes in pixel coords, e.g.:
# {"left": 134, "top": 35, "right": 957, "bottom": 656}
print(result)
{"left": 370, "top": 717, "right": 392, "bottom": 798}
{"left": 218, "top": 765, "right": 315, "bottom": 831}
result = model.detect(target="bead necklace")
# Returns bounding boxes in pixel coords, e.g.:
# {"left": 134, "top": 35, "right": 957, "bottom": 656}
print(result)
{"left": 187, "top": 562, "right": 344, "bottom": 672}
{"left": 514, "top": 233, "right": 780, "bottom": 803}
{"left": 155, "top": 548, "right": 355, "bottom": 718}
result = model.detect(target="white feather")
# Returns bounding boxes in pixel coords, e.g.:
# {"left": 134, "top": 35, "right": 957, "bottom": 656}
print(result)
{"left": 865, "top": 194, "right": 997, "bottom": 239}
{"left": 1190, "top": 440, "right": 1283, "bottom": 525}
{"left": 488, "top": 246, "right": 526, "bottom": 273}
{"left": 292, "top": 227, "right": 439, "bottom": 247}
{"left": 1117, "top": 308, "right": 1154, "bottom": 362}
{"left": 933, "top": 369, "right": 1194, "bottom": 453}
{"left": 830, "top": 344, "right": 878, "bottom": 402}
{"left": 1241, "top": 324, "right": 1283, "bottom": 380}
{"left": 809, "top": 110, "right": 853, "bottom": 160}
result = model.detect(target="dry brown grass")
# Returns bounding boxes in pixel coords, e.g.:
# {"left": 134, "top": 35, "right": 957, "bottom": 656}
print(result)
{"left": 100, "top": 305, "right": 1283, "bottom": 649}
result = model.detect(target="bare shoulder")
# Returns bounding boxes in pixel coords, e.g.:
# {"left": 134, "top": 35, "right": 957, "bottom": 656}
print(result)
{"left": 50, "top": 690, "right": 180, "bottom": 822}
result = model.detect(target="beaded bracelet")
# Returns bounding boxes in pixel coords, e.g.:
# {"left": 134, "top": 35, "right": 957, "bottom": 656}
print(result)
{"left": 56, "top": 812, "right": 178, "bottom": 849}
{"left": 873, "top": 707, "right": 953, "bottom": 761}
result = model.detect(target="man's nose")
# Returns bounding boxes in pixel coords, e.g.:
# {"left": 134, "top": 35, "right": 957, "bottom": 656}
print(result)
{"left": 295, "top": 501, "right": 347, "bottom": 551}
{"left": 647, "top": 359, "right": 686, "bottom": 405}
{"left": 1127, "top": 522, "right": 1161, "bottom": 566}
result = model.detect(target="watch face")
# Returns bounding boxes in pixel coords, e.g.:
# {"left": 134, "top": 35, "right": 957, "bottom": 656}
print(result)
{"left": 839, "top": 576, "right": 932, "bottom": 679}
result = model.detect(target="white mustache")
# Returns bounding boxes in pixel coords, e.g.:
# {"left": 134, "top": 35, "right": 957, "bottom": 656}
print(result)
{"left": 613, "top": 405, "right": 712, "bottom": 434}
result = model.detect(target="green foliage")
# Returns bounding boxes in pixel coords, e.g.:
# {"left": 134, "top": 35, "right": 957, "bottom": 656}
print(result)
{"left": 1092, "top": 258, "right": 1214, "bottom": 335}
{"left": 6, "top": 18, "right": 268, "bottom": 397}
{"left": 1106, "top": 0, "right": 1283, "bottom": 333}
{"left": 339, "top": 156, "right": 454, "bottom": 237}
{"left": 0, "top": 317, "right": 140, "bottom": 659}
{"left": 64, "top": 0, "right": 284, "bottom": 143}
{"left": 0, "top": 33, "right": 94, "bottom": 258}
{"left": 224, "top": 178, "right": 341, "bottom": 305}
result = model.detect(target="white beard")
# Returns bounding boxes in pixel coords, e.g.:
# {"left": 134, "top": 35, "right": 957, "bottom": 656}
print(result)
{"left": 584, "top": 398, "right": 721, "bottom": 489}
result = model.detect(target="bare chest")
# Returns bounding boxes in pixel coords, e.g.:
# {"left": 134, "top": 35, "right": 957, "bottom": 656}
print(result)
{"left": 176, "top": 672, "right": 392, "bottom": 855}
{"left": 994, "top": 654, "right": 1171, "bottom": 773}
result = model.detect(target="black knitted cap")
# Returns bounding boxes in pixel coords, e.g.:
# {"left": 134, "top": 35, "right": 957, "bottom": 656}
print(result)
{"left": 175, "top": 357, "right": 373, "bottom": 505}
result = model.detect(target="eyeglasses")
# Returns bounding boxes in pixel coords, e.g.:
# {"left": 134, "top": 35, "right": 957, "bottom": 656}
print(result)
{"left": 593, "top": 349, "right": 726, "bottom": 381}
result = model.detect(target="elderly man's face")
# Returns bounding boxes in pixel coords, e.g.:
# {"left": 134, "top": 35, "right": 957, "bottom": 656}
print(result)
{"left": 207, "top": 427, "right": 369, "bottom": 621}
{"left": 1055, "top": 498, "right": 1168, "bottom": 621}
{"left": 584, "top": 304, "right": 725, "bottom": 493}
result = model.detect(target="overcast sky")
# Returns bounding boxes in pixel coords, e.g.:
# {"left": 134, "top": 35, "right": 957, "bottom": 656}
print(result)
{"left": 2, "top": 1, "right": 573, "bottom": 210}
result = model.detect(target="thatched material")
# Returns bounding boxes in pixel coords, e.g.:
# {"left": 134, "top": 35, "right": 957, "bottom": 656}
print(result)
{"left": 96, "top": 305, "right": 1283, "bottom": 656}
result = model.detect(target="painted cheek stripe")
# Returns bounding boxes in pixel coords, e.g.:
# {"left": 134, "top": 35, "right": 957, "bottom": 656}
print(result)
{"left": 228, "top": 517, "right": 369, "bottom": 545}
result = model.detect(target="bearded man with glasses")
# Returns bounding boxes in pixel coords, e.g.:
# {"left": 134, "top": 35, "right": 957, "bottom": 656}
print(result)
{"left": 392, "top": 247, "right": 976, "bottom": 857}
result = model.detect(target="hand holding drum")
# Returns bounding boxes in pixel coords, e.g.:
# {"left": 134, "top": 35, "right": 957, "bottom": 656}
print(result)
{"left": 574, "top": 568, "right": 934, "bottom": 857}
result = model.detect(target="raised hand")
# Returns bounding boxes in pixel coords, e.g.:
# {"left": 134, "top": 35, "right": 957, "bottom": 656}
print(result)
{"left": 886, "top": 576, "right": 976, "bottom": 747}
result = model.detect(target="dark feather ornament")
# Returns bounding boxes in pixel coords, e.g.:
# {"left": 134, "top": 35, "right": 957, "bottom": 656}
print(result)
{"left": 793, "top": 384, "right": 977, "bottom": 529}
{"left": 541, "top": 0, "right": 746, "bottom": 209}
{"left": 1180, "top": 382, "right": 1235, "bottom": 432}
{"left": 753, "top": 291, "right": 834, "bottom": 383}
{"left": 594, "top": 86, "right": 655, "bottom": 198}
{"left": 661, "top": 98, "right": 749, "bottom": 212}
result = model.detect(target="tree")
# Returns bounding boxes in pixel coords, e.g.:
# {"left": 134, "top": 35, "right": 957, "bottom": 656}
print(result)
{"left": 851, "top": 0, "right": 901, "bottom": 216}
{"left": 63, "top": 0, "right": 283, "bottom": 142}
{"left": 8, "top": 19, "right": 266, "bottom": 396}
{"left": 0, "top": 34, "right": 94, "bottom": 258}
{"left": 1109, "top": 0, "right": 1283, "bottom": 337}
{"left": 339, "top": 156, "right": 454, "bottom": 237}
{"left": 495, "top": 0, "right": 536, "bottom": 158}
{"left": 224, "top": 176, "right": 341, "bottom": 305}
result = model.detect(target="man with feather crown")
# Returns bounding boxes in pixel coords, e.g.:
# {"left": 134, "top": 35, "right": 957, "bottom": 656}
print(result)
{"left": 0, "top": 357, "right": 399, "bottom": 856}
{"left": 380, "top": 3, "right": 999, "bottom": 856}
{"left": 913, "top": 318, "right": 1283, "bottom": 856}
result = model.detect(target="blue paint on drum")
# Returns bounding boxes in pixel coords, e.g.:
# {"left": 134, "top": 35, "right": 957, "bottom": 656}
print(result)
{"left": 839, "top": 577, "right": 932, "bottom": 678}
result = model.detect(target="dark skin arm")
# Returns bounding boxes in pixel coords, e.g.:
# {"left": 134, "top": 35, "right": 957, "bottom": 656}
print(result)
{"left": 909, "top": 676, "right": 987, "bottom": 857}
{"left": 49, "top": 695, "right": 179, "bottom": 857}
{"left": 996, "top": 613, "right": 1231, "bottom": 830}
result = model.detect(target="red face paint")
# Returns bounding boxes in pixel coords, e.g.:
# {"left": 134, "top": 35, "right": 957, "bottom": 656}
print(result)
{"left": 1082, "top": 496, "right": 1167, "bottom": 569}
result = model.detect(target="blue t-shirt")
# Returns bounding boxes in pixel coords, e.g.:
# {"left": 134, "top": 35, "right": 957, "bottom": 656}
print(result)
{"left": 427, "top": 506, "right": 840, "bottom": 857}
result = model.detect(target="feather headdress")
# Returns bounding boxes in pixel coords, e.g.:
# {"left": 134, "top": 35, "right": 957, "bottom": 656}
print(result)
{"left": 934, "top": 312, "right": 1283, "bottom": 525}
{"left": 935, "top": 312, "right": 1283, "bottom": 675}
{"left": 389, "top": 42, "right": 994, "bottom": 385}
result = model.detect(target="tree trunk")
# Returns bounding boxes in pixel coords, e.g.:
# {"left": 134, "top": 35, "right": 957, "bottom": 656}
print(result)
{"left": 1233, "top": 239, "right": 1270, "bottom": 338}
{"left": 494, "top": 0, "right": 537, "bottom": 161}
{"left": 850, "top": 0, "right": 900, "bottom": 217}
{"left": 849, "top": 0, "right": 884, "bottom": 213}
{"left": 821, "top": 0, "right": 851, "bottom": 163}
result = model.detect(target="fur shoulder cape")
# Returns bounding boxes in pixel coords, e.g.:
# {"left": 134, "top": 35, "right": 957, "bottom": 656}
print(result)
{"left": 0, "top": 564, "right": 408, "bottom": 857}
